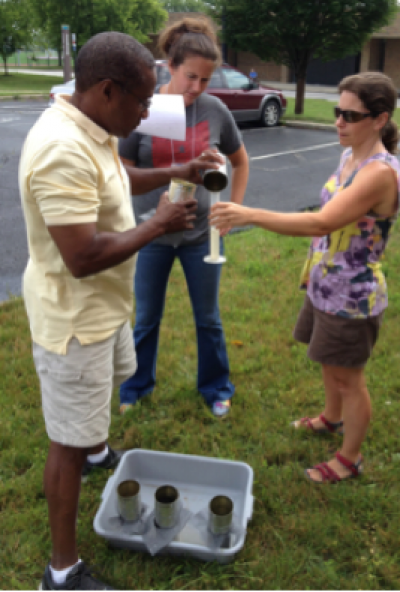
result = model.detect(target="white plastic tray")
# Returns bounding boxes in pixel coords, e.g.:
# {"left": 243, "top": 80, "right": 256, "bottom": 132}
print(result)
{"left": 93, "top": 449, "right": 254, "bottom": 563}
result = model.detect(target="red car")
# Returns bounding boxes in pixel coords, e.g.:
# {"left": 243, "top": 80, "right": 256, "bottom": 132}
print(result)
{"left": 155, "top": 60, "right": 286, "bottom": 127}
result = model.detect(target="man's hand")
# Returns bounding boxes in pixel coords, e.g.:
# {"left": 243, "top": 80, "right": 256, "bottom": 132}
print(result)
{"left": 154, "top": 192, "right": 197, "bottom": 234}
{"left": 173, "top": 149, "right": 224, "bottom": 185}
{"left": 46, "top": 194, "right": 196, "bottom": 279}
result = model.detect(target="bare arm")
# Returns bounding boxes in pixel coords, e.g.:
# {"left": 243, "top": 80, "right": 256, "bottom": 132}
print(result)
{"left": 218, "top": 145, "right": 249, "bottom": 237}
{"left": 122, "top": 157, "right": 184, "bottom": 195}
{"left": 47, "top": 193, "right": 197, "bottom": 278}
{"left": 121, "top": 151, "right": 224, "bottom": 195}
{"left": 228, "top": 145, "right": 249, "bottom": 205}
{"left": 211, "top": 161, "right": 397, "bottom": 237}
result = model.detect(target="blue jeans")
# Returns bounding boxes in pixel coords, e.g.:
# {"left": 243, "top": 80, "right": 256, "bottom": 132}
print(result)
{"left": 119, "top": 239, "right": 234, "bottom": 407}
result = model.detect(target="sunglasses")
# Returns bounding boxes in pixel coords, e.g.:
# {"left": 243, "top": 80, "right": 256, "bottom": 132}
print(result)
{"left": 334, "top": 106, "right": 376, "bottom": 123}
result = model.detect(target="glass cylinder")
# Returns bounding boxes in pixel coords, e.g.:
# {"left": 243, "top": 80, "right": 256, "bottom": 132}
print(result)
{"left": 204, "top": 191, "right": 226, "bottom": 264}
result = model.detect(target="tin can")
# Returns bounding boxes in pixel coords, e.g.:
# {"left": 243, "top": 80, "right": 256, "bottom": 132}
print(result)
{"left": 168, "top": 178, "right": 196, "bottom": 203}
{"left": 117, "top": 480, "right": 141, "bottom": 522}
{"left": 208, "top": 495, "right": 233, "bottom": 535}
{"left": 154, "top": 485, "right": 180, "bottom": 529}
{"left": 202, "top": 153, "right": 228, "bottom": 192}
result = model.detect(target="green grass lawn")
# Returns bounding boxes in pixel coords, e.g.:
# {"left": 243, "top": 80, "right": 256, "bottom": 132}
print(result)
{"left": 0, "top": 72, "right": 63, "bottom": 96}
{"left": 1, "top": 227, "right": 400, "bottom": 589}
{"left": 283, "top": 97, "right": 400, "bottom": 126}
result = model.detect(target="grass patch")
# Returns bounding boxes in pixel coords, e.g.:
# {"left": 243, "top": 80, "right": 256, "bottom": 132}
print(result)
{"left": 283, "top": 97, "right": 400, "bottom": 127}
{"left": 5, "top": 50, "right": 60, "bottom": 69}
{"left": 283, "top": 98, "right": 337, "bottom": 124}
{"left": 1, "top": 227, "right": 400, "bottom": 589}
{"left": 0, "top": 72, "right": 62, "bottom": 95}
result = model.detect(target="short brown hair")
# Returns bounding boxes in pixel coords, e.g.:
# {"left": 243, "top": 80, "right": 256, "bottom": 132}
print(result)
{"left": 158, "top": 16, "right": 221, "bottom": 69}
{"left": 75, "top": 31, "right": 154, "bottom": 93}
{"left": 338, "top": 72, "right": 398, "bottom": 154}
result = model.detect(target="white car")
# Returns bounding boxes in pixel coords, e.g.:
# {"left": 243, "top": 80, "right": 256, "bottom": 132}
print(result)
{"left": 48, "top": 78, "right": 75, "bottom": 106}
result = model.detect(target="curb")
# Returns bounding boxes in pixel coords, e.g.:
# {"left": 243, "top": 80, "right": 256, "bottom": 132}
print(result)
{"left": 0, "top": 94, "right": 48, "bottom": 101}
{"left": 262, "top": 81, "right": 338, "bottom": 94}
{"left": 1, "top": 95, "right": 337, "bottom": 133}
{"left": 283, "top": 120, "right": 336, "bottom": 131}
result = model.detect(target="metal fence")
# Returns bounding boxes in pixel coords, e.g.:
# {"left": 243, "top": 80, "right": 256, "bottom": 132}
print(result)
{"left": 7, "top": 49, "right": 60, "bottom": 68}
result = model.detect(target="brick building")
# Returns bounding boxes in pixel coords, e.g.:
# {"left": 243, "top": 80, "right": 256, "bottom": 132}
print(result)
{"left": 362, "top": 14, "right": 400, "bottom": 88}
{"left": 145, "top": 11, "right": 400, "bottom": 88}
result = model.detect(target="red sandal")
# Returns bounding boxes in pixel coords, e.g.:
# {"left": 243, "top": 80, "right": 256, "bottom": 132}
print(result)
{"left": 292, "top": 413, "right": 344, "bottom": 434}
{"left": 304, "top": 451, "right": 363, "bottom": 484}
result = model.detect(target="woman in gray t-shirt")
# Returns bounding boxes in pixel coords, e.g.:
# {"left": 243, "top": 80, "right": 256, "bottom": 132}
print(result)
{"left": 119, "top": 16, "right": 249, "bottom": 418}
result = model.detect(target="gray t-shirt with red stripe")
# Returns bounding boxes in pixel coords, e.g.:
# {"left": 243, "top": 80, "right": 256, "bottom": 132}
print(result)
{"left": 118, "top": 90, "right": 242, "bottom": 246}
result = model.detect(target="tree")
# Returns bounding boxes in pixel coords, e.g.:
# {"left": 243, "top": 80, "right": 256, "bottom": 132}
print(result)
{"left": 0, "top": 0, "right": 32, "bottom": 74}
{"left": 216, "top": 0, "right": 398, "bottom": 114}
{"left": 161, "top": 0, "right": 210, "bottom": 12}
{"left": 28, "top": 0, "right": 168, "bottom": 60}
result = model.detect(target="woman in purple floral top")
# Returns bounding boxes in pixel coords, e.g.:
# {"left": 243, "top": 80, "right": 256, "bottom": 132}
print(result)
{"left": 211, "top": 72, "right": 400, "bottom": 483}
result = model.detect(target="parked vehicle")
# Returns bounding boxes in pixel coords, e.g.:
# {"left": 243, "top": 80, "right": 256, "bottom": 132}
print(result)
{"left": 48, "top": 78, "right": 75, "bottom": 106}
{"left": 155, "top": 60, "right": 286, "bottom": 127}
{"left": 48, "top": 62, "right": 286, "bottom": 127}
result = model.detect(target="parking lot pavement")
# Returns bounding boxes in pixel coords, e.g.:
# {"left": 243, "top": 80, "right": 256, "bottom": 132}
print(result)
{"left": 0, "top": 102, "right": 343, "bottom": 302}
{"left": 239, "top": 125, "right": 341, "bottom": 213}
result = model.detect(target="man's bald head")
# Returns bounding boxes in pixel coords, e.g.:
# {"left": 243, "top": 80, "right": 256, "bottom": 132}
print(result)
{"left": 74, "top": 31, "right": 154, "bottom": 93}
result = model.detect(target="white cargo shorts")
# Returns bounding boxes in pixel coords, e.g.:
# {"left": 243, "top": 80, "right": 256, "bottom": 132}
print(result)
{"left": 32, "top": 321, "right": 136, "bottom": 448}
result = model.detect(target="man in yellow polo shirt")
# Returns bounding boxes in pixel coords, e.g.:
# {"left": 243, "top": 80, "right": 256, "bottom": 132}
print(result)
{"left": 19, "top": 31, "right": 218, "bottom": 590}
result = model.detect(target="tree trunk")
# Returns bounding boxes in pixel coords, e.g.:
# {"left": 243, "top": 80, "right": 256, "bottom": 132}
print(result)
{"left": 295, "top": 76, "right": 305, "bottom": 114}
{"left": 57, "top": 48, "right": 62, "bottom": 67}
{"left": 1, "top": 55, "right": 10, "bottom": 75}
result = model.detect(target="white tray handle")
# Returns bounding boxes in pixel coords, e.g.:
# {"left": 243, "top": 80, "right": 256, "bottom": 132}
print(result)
{"left": 244, "top": 494, "right": 254, "bottom": 522}
{"left": 101, "top": 474, "right": 116, "bottom": 500}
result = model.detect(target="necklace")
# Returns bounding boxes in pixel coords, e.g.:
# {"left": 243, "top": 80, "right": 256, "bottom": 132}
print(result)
{"left": 165, "top": 82, "right": 197, "bottom": 166}
{"left": 170, "top": 100, "right": 197, "bottom": 166}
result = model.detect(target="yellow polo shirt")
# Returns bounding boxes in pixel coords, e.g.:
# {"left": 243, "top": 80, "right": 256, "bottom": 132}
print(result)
{"left": 19, "top": 95, "right": 136, "bottom": 354}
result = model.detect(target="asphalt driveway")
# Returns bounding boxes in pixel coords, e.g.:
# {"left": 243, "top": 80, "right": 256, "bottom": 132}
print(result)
{"left": 0, "top": 101, "right": 342, "bottom": 302}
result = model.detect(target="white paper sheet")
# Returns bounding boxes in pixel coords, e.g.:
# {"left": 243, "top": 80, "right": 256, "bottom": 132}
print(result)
{"left": 135, "top": 94, "right": 186, "bottom": 141}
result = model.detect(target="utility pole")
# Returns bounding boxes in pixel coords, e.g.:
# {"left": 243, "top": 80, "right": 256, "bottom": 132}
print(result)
{"left": 71, "top": 33, "right": 76, "bottom": 67}
{"left": 221, "top": 7, "right": 228, "bottom": 64}
{"left": 61, "top": 24, "right": 72, "bottom": 82}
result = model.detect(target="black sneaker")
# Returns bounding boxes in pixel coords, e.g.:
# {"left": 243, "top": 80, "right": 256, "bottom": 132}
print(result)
{"left": 82, "top": 446, "right": 125, "bottom": 480}
{"left": 40, "top": 561, "right": 113, "bottom": 590}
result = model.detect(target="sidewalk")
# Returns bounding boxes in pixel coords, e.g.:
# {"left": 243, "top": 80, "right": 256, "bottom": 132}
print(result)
{"left": 0, "top": 75, "right": 338, "bottom": 131}
{"left": 5, "top": 70, "right": 337, "bottom": 96}
{"left": 6, "top": 68, "right": 63, "bottom": 76}
{"left": 6, "top": 70, "right": 338, "bottom": 93}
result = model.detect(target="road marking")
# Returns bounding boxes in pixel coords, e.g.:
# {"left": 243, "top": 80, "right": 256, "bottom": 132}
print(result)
{"left": 0, "top": 109, "right": 44, "bottom": 115}
{"left": 0, "top": 116, "right": 21, "bottom": 124}
{"left": 16, "top": 111, "right": 44, "bottom": 115}
{"left": 250, "top": 141, "right": 339, "bottom": 161}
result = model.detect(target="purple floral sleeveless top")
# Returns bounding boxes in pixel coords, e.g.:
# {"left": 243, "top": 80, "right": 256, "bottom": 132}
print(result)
{"left": 300, "top": 149, "right": 400, "bottom": 318}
